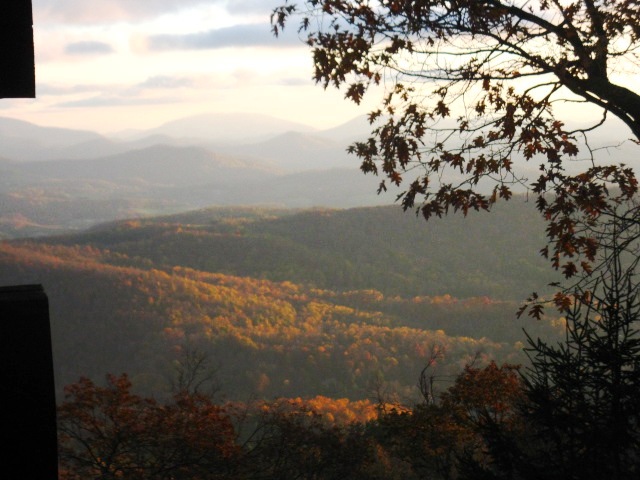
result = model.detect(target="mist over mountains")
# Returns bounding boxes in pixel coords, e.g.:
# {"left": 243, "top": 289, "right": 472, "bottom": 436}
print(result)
{"left": 2, "top": 112, "right": 632, "bottom": 240}
{"left": 0, "top": 113, "right": 388, "bottom": 238}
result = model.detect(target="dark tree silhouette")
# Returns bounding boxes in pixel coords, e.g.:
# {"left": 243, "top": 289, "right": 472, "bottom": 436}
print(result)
{"left": 454, "top": 207, "right": 640, "bottom": 480}
{"left": 519, "top": 207, "right": 640, "bottom": 479}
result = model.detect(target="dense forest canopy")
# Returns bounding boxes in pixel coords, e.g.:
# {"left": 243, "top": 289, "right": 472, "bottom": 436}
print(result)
{"left": 39, "top": 202, "right": 554, "bottom": 299}
{"left": 0, "top": 205, "right": 563, "bottom": 401}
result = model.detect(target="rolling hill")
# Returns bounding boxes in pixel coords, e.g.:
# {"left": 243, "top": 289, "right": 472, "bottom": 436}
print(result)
{"left": 44, "top": 200, "right": 556, "bottom": 300}
{"left": 0, "top": 204, "right": 562, "bottom": 401}
{"left": 0, "top": 114, "right": 393, "bottom": 238}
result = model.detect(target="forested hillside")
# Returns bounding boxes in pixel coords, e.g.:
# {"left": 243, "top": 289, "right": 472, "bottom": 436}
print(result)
{"left": 40, "top": 200, "right": 558, "bottom": 299}
{"left": 0, "top": 203, "right": 562, "bottom": 402}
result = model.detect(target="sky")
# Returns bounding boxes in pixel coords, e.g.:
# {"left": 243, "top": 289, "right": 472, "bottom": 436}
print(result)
{"left": 0, "top": 0, "right": 635, "bottom": 145}
{"left": 1, "top": 0, "right": 376, "bottom": 134}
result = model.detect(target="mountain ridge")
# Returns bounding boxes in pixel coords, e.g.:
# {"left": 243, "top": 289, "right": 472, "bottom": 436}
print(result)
{"left": 0, "top": 203, "right": 562, "bottom": 400}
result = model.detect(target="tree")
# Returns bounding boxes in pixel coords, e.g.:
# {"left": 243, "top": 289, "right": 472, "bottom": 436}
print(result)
{"left": 170, "top": 347, "right": 221, "bottom": 397}
{"left": 57, "top": 374, "right": 239, "bottom": 480}
{"left": 240, "top": 398, "right": 404, "bottom": 480}
{"left": 272, "top": 0, "right": 639, "bottom": 277}
{"left": 373, "top": 361, "right": 524, "bottom": 480}
{"left": 443, "top": 207, "right": 640, "bottom": 480}
{"left": 517, "top": 207, "right": 640, "bottom": 480}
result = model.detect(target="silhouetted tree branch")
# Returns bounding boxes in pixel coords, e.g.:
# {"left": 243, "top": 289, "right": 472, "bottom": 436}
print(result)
{"left": 273, "top": 0, "right": 640, "bottom": 278}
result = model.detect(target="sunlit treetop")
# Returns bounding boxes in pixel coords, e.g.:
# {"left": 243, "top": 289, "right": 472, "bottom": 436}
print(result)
{"left": 272, "top": 0, "right": 640, "bottom": 279}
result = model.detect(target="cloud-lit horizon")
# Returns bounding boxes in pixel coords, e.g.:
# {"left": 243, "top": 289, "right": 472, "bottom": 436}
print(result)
{"left": 3, "top": 1, "right": 373, "bottom": 134}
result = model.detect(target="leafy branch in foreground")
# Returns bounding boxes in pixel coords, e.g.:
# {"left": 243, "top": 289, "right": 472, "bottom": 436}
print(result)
{"left": 272, "top": 0, "right": 640, "bottom": 276}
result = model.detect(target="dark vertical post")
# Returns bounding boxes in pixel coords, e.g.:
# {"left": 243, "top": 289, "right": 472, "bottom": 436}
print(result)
{"left": 0, "top": 0, "right": 36, "bottom": 98}
{"left": 0, "top": 285, "right": 58, "bottom": 479}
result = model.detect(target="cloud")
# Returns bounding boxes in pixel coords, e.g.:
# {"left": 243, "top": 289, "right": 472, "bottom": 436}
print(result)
{"left": 279, "top": 77, "right": 313, "bottom": 87}
{"left": 34, "top": 0, "right": 213, "bottom": 24}
{"left": 55, "top": 95, "right": 180, "bottom": 108}
{"left": 33, "top": 0, "right": 283, "bottom": 25}
{"left": 50, "top": 76, "right": 198, "bottom": 108}
{"left": 146, "top": 23, "right": 301, "bottom": 51}
{"left": 123, "top": 76, "right": 198, "bottom": 96}
{"left": 36, "top": 83, "right": 104, "bottom": 95}
{"left": 38, "top": 76, "right": 197, "bottom": 103}
{"left": 65, "top": 41, "right": 114, "bottom": 55}
{"left": 226, "top": 0, "right": 284, "bottom": 15}
{"left": 136, "top": 76, "right": 195, "bottom": 89}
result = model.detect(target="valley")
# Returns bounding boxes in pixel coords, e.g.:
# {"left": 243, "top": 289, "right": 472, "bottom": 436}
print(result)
{"left": 0, "top": 114, "right": 563, "bottom": 403}
{"left": 0, "top": 205, "right": 562, "bottom": 402}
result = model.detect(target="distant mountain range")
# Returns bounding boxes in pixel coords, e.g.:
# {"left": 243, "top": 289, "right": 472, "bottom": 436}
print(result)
{"left": 0, "top": 112, "right": 630, "bottom": 405}
{"left": 1, "top": 112, "right": 634, "bottom": 239}
{"left": 132, "top": 112, "right": 319, "bottom": 143}
{"left": 0, "top": 112, "right": 573, "bottom": 401}
{"left": 0, "top": 113, "right": 371, "bottom": 163}
{"left": 0, "top": 113, "right": 390, "bottom": 238}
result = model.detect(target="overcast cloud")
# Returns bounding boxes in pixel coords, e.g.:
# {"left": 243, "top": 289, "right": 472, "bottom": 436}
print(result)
{"left": 147, "top": 23, "right": 301, "bottom": 51}
{"left": 136, "top": 76, "right": 195, "bottom": 90}
{"left": 33, "top": 0, "right": 285, "bottom": 25}
{"left": 36, "top": 84, "right": 103, "bottom": 95}
{"left": 56, "top": 95, "right": 181, "bottom": 108}
{"left": 226, "top": 0, "right": 285, "bottom": 15}
{"left": 34, "top": 0, "right": 212, "bottom": 24}
{"left": 65, "top": 41, "right": 114, "bottom": 56}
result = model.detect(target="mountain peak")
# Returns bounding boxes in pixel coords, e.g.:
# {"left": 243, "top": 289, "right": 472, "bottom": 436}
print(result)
{"left": 148, "top": 112, "right": 318, "bottom": 144}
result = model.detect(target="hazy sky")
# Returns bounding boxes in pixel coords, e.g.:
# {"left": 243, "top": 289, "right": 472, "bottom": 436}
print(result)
{"left": 2, "top": 0, "right": 635, "bottom": 145}
{"left": 2, "top": 0, "right": 375, "bottom": 133}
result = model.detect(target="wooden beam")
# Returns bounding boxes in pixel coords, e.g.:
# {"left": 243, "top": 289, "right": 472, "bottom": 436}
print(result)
{"left": 0, "top": 284, "right": 57, "bottom": 479}
{"left": 0, "top": 1, "right": 35, "bottom": 98}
